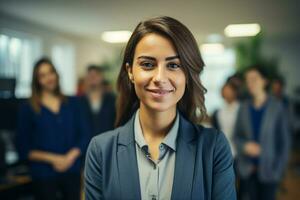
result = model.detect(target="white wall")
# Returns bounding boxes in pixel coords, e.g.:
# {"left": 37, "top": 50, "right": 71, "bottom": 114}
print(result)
{"left": 1, "top": 13, "right": 299, "bottom": 99}
{"left": 262, "top": 36, "right": 300, "bottom": 99}
{"left": 0, "top": 13, "right": 117, "bottom": 95}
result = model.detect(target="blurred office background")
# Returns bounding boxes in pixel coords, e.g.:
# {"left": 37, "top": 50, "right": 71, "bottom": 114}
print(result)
{"left": 0, "top": 0, "right": 299, "bottom": 199}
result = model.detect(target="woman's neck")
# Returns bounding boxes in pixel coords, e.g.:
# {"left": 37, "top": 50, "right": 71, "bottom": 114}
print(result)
{"left": 139, "top": 103, "right": 177, "bottom": 140}
{"left": 40, "top": 90, "right": 61, "bottom": 105}
{"left": 40, "top": 90, "right": 61, "bottom": 113}
{"left": 253, "top": 91, "right": 267, "bottom": 108}
{"left": 41, "top": 90, "right": 57, "bottom": 99}
{"left": 226, "top": 99, "right": 238, "bottom": 105}
{"left": 88, "top": 89, "right": 103, "bottom": 103}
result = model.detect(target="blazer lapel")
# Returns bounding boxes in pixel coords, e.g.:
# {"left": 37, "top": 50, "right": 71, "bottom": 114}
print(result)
{"left": 117, "top": 115, "right": 141, "bottom": 200}
{"left": 171, "top": 115, "right": 197, "bottom": 200}
{"left": 244, "top": 101, "right": 254, "bottom": 138}
{"left": 259, "top": 97, "right": 274, "bottom": 142}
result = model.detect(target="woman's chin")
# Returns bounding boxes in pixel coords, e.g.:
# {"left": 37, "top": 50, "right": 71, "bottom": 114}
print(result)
{"left": 142, "top": 101, "right": 177, "bottom": 113}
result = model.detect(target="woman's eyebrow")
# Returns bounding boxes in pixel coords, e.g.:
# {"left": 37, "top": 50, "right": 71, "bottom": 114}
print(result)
{"left": 137, "top": 56, "right": 156, "bottom": 60}
{"left": 137, "top": 55, "right": 179, "bottom": 61}
{"left": 165, "top": 55, "right": 179, "bottom": 61}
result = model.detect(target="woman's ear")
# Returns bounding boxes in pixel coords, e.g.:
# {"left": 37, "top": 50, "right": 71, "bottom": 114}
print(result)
{"left": 126, "top": 63, "right": 134, "bottom": 82}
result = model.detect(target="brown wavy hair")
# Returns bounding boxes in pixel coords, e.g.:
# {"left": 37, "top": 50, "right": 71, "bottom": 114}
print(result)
{"left": 30, "top": 57, "right": 65, "bottom": 113}
{"left": 115, "top": 16, "right": 207, "bottom": 127}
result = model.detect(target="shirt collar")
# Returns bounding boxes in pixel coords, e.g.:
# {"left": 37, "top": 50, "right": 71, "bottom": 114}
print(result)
{"left": 134, "top": 109, "right": 179, "bottom": 151}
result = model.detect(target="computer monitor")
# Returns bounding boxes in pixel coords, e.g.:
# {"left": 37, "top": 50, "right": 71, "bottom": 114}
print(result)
{"left": 0, "top": 78, "right": 16, "bottom": 99}
{"left": 0, "top": 137, "right": 6, "bottom": 178}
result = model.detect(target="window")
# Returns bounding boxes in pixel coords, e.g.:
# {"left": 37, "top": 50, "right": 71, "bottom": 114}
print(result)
{"left": 201, "top": 49, "right": 236, "bottom": 115}
{"left": 51, "top": 43, "right": 76, "bottom": 95}
{"left": 0, "top": 30, "right": 41, "bottom": 98}
{"left": 0, "top": 29, "right": 77, "bottom": 97}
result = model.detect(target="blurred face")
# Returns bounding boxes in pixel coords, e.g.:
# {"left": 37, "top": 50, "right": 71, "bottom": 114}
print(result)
{"left": 222, "top": 85, "right": 236, "bottom": 103}
{"left": 245, "top": 70, "right": 267, "bottom": 97}
{"left": 127, "top": 33, "right": 186, "bottom": 112}
{"left": 85, "top": 70, "right": 103, "bottom": 91}
{"left": 37, "top": 63, "right": 58, "bottom": 93}
{"left": 272, "top": 81, "right": 282, "bottom": 97}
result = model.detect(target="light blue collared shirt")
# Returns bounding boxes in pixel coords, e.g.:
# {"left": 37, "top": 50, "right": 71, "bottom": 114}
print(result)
{"left": 134, "top": 109, "right": 179, "bottom": 200}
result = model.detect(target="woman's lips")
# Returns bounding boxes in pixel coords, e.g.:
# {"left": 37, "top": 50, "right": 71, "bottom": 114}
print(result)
{"left": 146, "top": 88, "right": 174, "bottom": 98}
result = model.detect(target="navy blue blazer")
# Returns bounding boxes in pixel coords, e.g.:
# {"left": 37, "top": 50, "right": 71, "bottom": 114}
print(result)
{"left": 79, "top": 92, "right": 116, "bottom": 138}
{"left": 233, "top": 96, "right": 290, "bottom": 182}
{"left": 84, "top": 113, "right": 236, "bottom": 200}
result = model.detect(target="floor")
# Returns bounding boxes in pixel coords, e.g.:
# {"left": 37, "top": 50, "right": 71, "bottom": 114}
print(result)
{"left": 278, "top": 151, "right": 300, "bottom": 200}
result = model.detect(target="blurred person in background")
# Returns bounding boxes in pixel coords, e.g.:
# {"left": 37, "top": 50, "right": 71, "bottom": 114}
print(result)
{"left": 212, "top": 81, "right": 240, "bottom": 157}
{"left": 76, "top": 77, "right": 86, "bottom": 96}
{"left": 227, "top": 73, "right": 248, "bottom": 101}
{"left": 79, "top": 65, "right": 116, "bottom": 138}
{"left": 84, "top": 16, "right": 236, "bottom": 200}
{"left": 234, "top": 66, "right": 290, "bottom": 200}
{"left": 271, "top": 75, "right": 293, "bottom": 195}
{"left": 271, "top": 76, "right": 289, "bottom": 108}
{"left": 17, "top": 58, "right": 89, "bottom": 200}
{"left": 102, "top": 79, "right": 114, "bottom": 93}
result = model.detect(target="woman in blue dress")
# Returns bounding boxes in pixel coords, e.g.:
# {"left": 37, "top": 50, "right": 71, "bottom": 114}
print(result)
{"left": 17, "top": 58, "right": 89, "bottom": 200}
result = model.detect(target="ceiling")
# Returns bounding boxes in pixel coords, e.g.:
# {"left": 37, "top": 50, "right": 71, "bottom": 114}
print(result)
{"left": 0, "top": 0, "right": 299, "bottom": 42}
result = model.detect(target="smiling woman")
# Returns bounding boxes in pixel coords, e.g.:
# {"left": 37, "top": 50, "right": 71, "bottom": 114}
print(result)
{"left": 84, "top": 16, "right": 236, "bottom": 200}
{"left": 126, "top": 33, "right": 186, "bottom": 116}
{"left": 115, "top": 16, "right": 207, "bottom": 127}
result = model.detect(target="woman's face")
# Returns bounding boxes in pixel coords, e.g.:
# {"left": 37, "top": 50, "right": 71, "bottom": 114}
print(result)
{"left": 85, "top": 70, "right": 104, "bottom": 91}
{"left": 37, "top": 63, "right": 58, "bottom": 93}
{"left": 245, "top": 69, "right": 267, "bottom": 97}
{"left": 222, "top": 85, "right": 236, "bottom": 103}
{"left": 128, "top": 33, "right": 186, "bottom": 112}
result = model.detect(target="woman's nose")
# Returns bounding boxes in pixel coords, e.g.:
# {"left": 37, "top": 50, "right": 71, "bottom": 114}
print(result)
{"left": 153, "top": 64, "right": 168, "bottom": 84}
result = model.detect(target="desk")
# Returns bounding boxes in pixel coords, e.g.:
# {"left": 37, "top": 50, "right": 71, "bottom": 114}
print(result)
{"left": 0, "top": 175, "right": 32, "bottom": 199}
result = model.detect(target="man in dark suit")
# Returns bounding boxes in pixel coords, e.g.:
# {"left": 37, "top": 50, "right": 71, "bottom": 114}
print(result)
{"left": 79, "top": 65, "right": 116, "bottom": 138}
{"left": 233, "top": 67, "right": 290, "bottom": 200}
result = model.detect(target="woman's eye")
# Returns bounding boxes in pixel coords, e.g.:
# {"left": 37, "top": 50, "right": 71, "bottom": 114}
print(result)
{"left": 140, "top": 62, "right": 154, "bottom": 68}
{"left": 167, "top": 62, "right": 180, "bottom": 69}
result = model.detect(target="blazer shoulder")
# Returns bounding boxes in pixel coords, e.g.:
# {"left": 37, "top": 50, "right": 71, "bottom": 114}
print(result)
{"left": 195, "top": 125, "right": 222, "bottom": 140}
{"left": 91, "top": 128, "right": 120, "bottom": 147}
{"left": 239, "top": 100, "right": 250, "bottom": 109}
{"left": 194, "top": 125, "right": 231, "bottom": 153}
{"left": 198, "top": 126, "right": 233, "bottom": 166}
{"left": 269, "top": 96, "right": 285, "bottom": 109}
